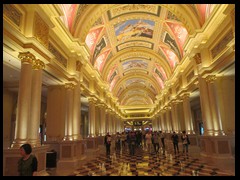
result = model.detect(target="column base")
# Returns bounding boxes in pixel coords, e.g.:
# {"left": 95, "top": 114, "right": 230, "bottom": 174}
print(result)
{"left": 199, "top": 135, "right": 235, "bottom": 174}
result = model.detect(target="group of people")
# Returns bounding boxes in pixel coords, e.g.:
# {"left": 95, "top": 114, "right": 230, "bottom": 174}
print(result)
{"left": 104, "top": 130, "right": 166, "bottom": 156}
{"left": 171, "top": 130, "right": 190, "bottom": 155}
{"left": 104, "top": 130, "right": 190, "bottom": 157}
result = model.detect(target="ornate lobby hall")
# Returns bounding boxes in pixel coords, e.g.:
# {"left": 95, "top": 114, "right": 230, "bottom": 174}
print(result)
{"left": 3, "top": 4, "right": 235, "bottom": 176}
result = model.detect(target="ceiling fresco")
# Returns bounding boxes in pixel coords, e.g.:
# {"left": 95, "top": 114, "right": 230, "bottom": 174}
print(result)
{"left": 58, "top": 4, "right": 216, "bottom": 107}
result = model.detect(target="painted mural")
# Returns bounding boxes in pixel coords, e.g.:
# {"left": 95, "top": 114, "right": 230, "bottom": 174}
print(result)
{"left": 94, "top": 49, "right": 111, "bottom": 72}
{"left": 107, "top": 64, "right": 117, "bottom": 83}
{"left": 60, "top": 4, "right": 78, "bottom": 31}
{"left": 155, "top": 63, "right": 167, "bottom": 80}
{"left": 164, "top": 32, "right": 181, "bottom": 59}
{"left": 166, "top": 22, "right": 188, "bottom": 51}
{"left": 114, "top": 19, "right": 155, "bottom": 41}
{"left": 160, "top": 46, "right": 179, "bottom": 70}
{"left": 110, "top": 76, "right": 119, "bottom": 92}
{"left": 153, "top": 73, "right": 164, "bottom": 89}
{"left": 109, "top": 70, "right": 117, "bottom": 84}
{"left": 122, "top": 60, "right": 148, "bottom": 71}
{"left": 85, "top": 27, "right": 104, "bottom": 54}
{"left": 93, "top": 36, "right": 106, "bottom": 60}
{"left": 126, "top": 78, "right": 146, "bottom": 87}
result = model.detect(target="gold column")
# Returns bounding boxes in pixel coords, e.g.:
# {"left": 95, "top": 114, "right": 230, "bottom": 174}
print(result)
{"left": 11, "top": 52, "right": 34, "bottom": 148}
{"left": 171, "top": 101, "right": 180, "bottom": 133}
{"left": 198, "top": 76, "right": 214, "bottom": 135}
{"left": 88, "top": 98, "right": 96, "bottom": 137}
{"left": 72, "top": 83, "right": 82, "bottom": 140}
{"left": 166, "top": 106, "right": 173, "bottom": 133}
{"left": 63, "top": 83, "right": 74, "bottom": 141}
{"left": 160, "top": 111, "right": 165, "bottom": 132}
{"left": 99, "top": 104, "right": 106, "bottom": 136}
{"left": 95, "top": 105, "right": 100, "bottom": 136}
{"left": 206, "top": 75, "right": 225, "bottom": 136}
{"left": 182, "top": 93, "right": 194, "bottom": 134}
{"left": 28, "top": 59, "right": 45, "bottom": 147}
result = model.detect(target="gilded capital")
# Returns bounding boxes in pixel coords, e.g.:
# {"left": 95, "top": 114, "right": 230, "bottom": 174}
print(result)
{"left": 88, "top": 97, "right": 97, "bottom": 104}
{"left": 182, "top": 93, "right": 190, "bottom": 100}
{"left": 18, "top": 51, "right": 35, "bottom": 64}
{"left": 32, "top": 59, "right": 45, "bottom": 70}
{"left": 65, "top": 83, "right": 74, "bottom": 89}
{"left": 206, "top": 75, "right": 217, "bottom": 83}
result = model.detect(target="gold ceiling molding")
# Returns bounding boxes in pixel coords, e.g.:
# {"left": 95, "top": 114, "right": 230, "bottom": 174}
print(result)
{"left": 107, "top": 4, "right": 161, "bottom": 20}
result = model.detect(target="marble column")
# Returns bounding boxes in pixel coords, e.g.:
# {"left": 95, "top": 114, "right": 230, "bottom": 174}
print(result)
{"left": 95, "top": 105, "right": 100, "bottom": 136}
{"left": 63, "top": 83, "right": 74, "bottom": 140}
{"left": 206, "top": 75, "right": 225, "bottom": 136}
{"left": 11, "top": 52, "right": 34, "bottom": 148}
{"left": 88, "top": 98, "right": 96, "bottom": 137}
{"left": 28, "top": 59, "right": 45, "bottom": 147}
{"left": 166, "top": 106, "right": 173, "bottom": 133}
{"left": 100, "top": 104, "right": 106, "bottom": 136}
{"left": 171, "top": 102, "right": 180, "bottom": 133}
{"left": 182, "top": 93, "right": 194, "bottom": 134}
{"left": 160, "top": 111, "right": 165, "bottom": 132}
{"left": 72, "top": 83, "right": 82, "bottom": 140}
{"left": 198, "top": 76, "right": 214, "bottom": 136}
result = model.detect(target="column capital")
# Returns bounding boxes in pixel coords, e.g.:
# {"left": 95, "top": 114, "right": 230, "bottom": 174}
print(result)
{"left": 32, "top": 59, "right": 45, "bottom": 70}
{"left": 88, "top": 97, "right": 97, "bottom": 104}
{"left": 206, "top": 75, "right": 217, "bottom": 83}
{"left": 18, "top": 51, "right": 35, "bottom": 64}
{"left": 181, "top": 92, "right": 191, "bottom": 100}
{"left": 65, "top": 83, "right": 74, "bottom": 89}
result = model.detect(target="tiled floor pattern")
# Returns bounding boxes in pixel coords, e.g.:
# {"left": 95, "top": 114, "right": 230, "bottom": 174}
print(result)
{"left": 67, "top": 147, "right": 234, "bottom": 176}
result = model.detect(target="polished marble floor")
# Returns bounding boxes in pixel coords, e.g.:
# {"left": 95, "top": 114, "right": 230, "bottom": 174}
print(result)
{"left": 47, "top": 144, "right": 235, "bottom": 176}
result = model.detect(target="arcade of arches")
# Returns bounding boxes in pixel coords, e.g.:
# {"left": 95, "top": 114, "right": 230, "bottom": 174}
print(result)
{"left": 3, "top": 4, "right": 235, "bottom": 176}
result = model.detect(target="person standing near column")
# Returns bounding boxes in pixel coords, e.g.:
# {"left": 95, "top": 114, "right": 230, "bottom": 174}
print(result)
{"left": 104, "top": 132, "right": 112, "bottom": 156}
{"left": 18, "top": 143, "right": 38, "bottom": 176}
{"left": 181, "top": 130, "right": 190, "bottom": 155}
{"left": 159, "top": 131, "right": 165, "bottom": 155}
{"left": 171, "top": 131, "right": 179, "bottom": 155}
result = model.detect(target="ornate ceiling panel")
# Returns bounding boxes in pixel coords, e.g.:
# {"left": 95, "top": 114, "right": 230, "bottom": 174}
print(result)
{"left": 58, "top": 4, "right": 216, "bottom": 106}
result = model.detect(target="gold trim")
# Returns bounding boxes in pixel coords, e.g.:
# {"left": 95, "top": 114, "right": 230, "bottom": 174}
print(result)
{"left": 32, "top": 59, "right": 45, "bottom": 70}
{"left": 18, "top": 51, "right": 35, "bottom": 64}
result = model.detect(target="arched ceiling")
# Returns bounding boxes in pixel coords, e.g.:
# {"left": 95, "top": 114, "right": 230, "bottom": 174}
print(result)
{"left": 58, "top": 4, "right": 216, "bottom": 106}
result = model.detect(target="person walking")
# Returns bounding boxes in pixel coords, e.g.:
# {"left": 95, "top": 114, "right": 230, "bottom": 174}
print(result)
{"left": 104, "top": 132, "right": 112, "bottom": 156}
{"left": 171, "top": 131, "right": 179, "bottom": 154}
{"left": 152, "top": 131, "right": 160, "bottom": 154}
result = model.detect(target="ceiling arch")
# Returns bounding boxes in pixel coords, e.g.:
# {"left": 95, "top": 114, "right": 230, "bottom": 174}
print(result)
{"left": 119, "top": 86, "right": 156, "bottom": 105}
{"left": 57, "top": 4, "right": 218, "bottom": 107}
{"left": 102, "top": 48, "right": 172, "bottom": 81}
{"left": 72, "top": 4, "right": 202, "bottom": 43}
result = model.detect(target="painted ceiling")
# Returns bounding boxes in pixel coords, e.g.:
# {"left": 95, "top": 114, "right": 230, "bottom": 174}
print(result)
{"left": 59, "top": 4, "right": 216, "bottom": 106}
